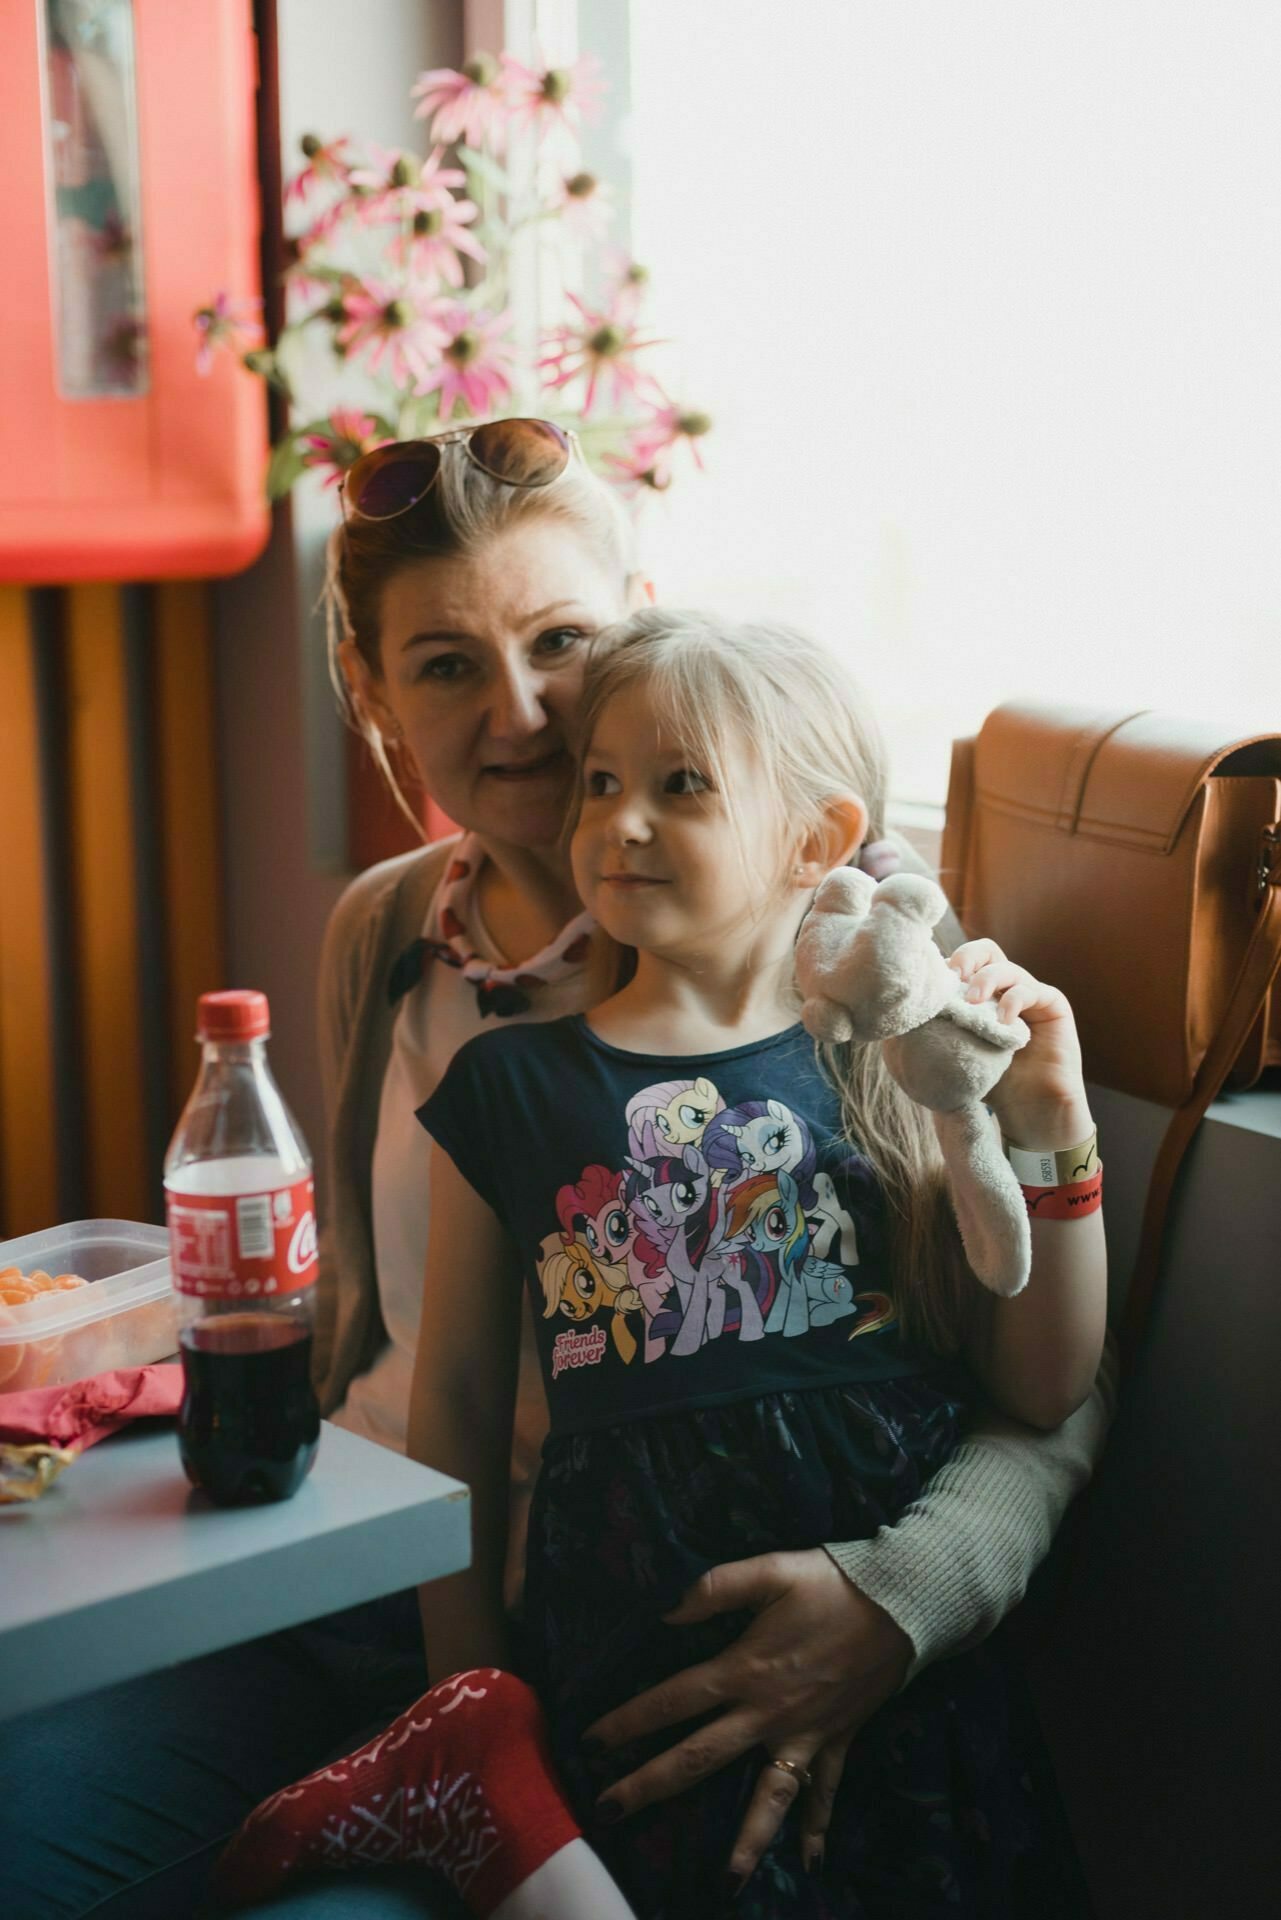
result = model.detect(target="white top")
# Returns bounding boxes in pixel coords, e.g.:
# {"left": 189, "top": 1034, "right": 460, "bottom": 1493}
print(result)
{"left": 331, "top": 880, "right": 588, "bottom": 1464}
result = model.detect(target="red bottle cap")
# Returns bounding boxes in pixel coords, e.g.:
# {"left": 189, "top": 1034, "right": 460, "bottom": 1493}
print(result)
{"left": 197, "top": 990, "right": 270, "bottom": 1042}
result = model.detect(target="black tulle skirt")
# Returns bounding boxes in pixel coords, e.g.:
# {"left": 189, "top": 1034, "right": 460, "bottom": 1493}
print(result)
{"left": 520, "top": 1380, "right": 1090, "bottom": 1918}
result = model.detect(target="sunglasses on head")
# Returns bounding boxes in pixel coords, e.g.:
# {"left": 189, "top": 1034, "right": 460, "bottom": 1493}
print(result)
{"left": 340, "top": 418, "right": 579, "bottom": 523}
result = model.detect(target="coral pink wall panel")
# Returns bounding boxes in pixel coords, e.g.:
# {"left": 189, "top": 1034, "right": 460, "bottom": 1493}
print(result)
{"left": 2, "top": 0, "right": 270, "bottom": 582}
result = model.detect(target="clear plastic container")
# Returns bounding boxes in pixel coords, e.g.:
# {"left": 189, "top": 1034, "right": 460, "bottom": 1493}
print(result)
{"left": 0, "top": 1220, "right": 174, "bottom": 1392}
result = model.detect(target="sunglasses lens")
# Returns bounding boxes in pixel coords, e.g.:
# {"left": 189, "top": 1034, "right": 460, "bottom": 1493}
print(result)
{"left": 467, "top": 418, "right": 572, "bottom": 487}
{"left": 346, "top": 443, "right": 441, "bottom": 519}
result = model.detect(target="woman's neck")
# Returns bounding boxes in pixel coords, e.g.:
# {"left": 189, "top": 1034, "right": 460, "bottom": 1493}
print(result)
{"left": 470, "top": 835, "right": 583, "bottom": 966}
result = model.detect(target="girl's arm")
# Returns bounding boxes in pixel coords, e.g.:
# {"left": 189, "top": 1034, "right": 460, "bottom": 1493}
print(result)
{"left": 406, "top": 1143, "right": 523, "bottom": 1682}
{"left": 951, "top": 941, "right": 1108, "bottom": 1429}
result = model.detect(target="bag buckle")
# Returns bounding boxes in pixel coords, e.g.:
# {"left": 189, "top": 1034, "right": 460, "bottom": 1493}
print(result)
{"left": 1259, "top": 824, "right": 1281, "bottom": 894}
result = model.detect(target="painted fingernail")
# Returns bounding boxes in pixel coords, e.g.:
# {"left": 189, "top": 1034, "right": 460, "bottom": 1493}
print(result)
{"left": 806, "top": 1849, "right": 825, "bottom": 1875}
{"left": 721, "top": 1870, "right": 745, "bottom": 1900}
{"left": 967, "top": 985, "right": 983, "bottom": 1000}
{"left": 594, "top": 1797, "right": 625, "bottom": 1825}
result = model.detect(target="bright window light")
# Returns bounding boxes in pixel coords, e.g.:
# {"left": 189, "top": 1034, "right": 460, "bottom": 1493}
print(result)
{"left": 625, "top": 2, "right": 1281, "bottom": 802}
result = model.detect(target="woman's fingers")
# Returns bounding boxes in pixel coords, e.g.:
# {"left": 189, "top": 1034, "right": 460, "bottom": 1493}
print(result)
{"left": 592, "top": 1707, "right": 762, "bottom": 1822}
{"left": 723, "top": 1745, "right": 822, "bottom": 1893}
{"left": 796, "top": 1736, "right": 849, "bottom": 1875}
{"left": 584, "top": 1653, "right": 726, "bottom": 1752}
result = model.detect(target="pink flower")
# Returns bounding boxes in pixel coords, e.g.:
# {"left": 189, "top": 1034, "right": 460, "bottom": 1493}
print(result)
{"left": 336, "top": 279, "right": 449, "bottom": 387}
{"left": 603, "top": 441, "right": 674, "bottom": 497}
{"left": 501, "top": 52, "right": 605, "bottom": 141}
{"left": 538, "top": 292, "right": 665, "bottom": 417}
{"left": 193, "top": 291, "right": 264, "bottom": 375}
{"left": 346, "top": 145, "right": 454, "bottom": 222}
{"left": 344, "top": 147, "right": 486, "bottom": 287}
{"left": 604, "top": 253, "right": 652, "bottom": 321}
{"left": 300, "top": 409, "right": 391, "bottom": 488}
{"left": 552, "top": 170, "right": 615, "bottom": 241}
{"left": 630, "top": 402, "right": 714, "bottom": 477}
{"left": 394, "top": 202, "right": 486, "bottom": 285}
{"left": 412, "top": 53, "right": 510, "bottom": 150}
{"left": 285, "top": 134, "right": 354, "bottom": 208}
{"left": 413, "top": 303, "right": 515, "bottom": 420}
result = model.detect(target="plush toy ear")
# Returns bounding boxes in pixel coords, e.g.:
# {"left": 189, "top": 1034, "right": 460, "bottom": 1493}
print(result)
{"left": 810, "top": 865, "right": 876, "bottom": 918}
{"left": 793, "top": 794, "right": 869, "bottom": 889}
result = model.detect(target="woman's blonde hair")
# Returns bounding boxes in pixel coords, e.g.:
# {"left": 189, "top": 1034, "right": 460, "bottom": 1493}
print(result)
{"left": 324, "top": 436, "right": 636, "bottom": 834}
{"left": 573, "top": 607, "right": 971, "bottom": 1353}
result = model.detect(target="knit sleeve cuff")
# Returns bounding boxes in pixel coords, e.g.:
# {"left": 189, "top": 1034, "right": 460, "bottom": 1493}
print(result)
{"left": 824, "top": 1338, "right": 1118, "bottom": 1681}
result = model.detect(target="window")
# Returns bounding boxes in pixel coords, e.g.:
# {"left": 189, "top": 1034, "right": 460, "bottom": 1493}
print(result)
{"left": 620, "top": 3, "right": 1281, "bottom": 805}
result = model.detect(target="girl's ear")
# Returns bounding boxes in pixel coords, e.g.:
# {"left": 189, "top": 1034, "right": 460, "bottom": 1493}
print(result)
{"left": 338, "top": 638, "right": 399, "bottom": 743}
{"left": 792, "top": 793, "right": 869, "bottom": 888}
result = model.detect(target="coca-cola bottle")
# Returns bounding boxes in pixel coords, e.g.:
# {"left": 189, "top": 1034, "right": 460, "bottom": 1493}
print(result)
{"left": 164, "top": 990, "right": 320, "bottom": 1505}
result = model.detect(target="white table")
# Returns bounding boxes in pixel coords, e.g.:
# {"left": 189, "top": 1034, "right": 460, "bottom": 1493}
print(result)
{"left": 0, "top": 1420, "right": 470, "bottom": 1722}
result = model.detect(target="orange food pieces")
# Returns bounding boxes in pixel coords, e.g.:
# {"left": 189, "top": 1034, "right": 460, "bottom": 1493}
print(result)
{"left": 0, "top": 1267, "right": 89, "bottom": 1305}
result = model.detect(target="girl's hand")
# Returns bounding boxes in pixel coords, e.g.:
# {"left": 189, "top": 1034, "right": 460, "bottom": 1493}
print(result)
{"left": 583, "top": 1549, "right": 911, "bottom": 1885}
{"left": 946, "top": 939, "right": 1093, "bottom": 1148}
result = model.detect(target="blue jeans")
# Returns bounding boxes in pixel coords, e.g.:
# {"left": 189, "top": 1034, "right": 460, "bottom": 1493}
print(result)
{"left": 0, "top": 1591, "right": 467, "bottom": 1919}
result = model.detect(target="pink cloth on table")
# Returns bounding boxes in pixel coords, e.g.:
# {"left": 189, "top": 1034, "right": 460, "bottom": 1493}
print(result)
{"left": 0, "top": 1364, "right": 182, "bottom": 1452}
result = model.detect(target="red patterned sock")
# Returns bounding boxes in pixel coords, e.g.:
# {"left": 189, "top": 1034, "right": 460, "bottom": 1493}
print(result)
{"left": 212, "top": 1668, "right": 581, "bottom": 1916}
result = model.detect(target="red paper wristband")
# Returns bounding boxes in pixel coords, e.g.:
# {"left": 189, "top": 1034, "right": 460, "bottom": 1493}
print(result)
{"left": 1020, "top": 1168, "right": 1104, "bottom": 1221}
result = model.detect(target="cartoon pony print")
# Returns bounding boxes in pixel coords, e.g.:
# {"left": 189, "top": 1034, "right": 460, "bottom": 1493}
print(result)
{"left": 808, "top": 1169, "right": 860, "bottom": 1267}
{"left": 625, "top": 1077, "right": 724, "bottom": 1163}
{"left": 721, "top": 1166, "right": 882, "bottom": 1339}
{"left": 703, "top": 1100, "right": 816, "bottom": 1210}
{"left": 624, "top": 1144, "right": 763, "bottom": 1356}
{"left": 536, "top": 1229, "right": 642, "bottom": 1364}
{"left": 555, "top": 1164, "right": 664, "bottom": 1361}
{"left": 725, "top": 1168, "right": 894, "bottom": 1341}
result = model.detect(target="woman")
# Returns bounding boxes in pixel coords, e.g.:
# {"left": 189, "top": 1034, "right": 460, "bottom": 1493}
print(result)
{"left": 0, "top": 422, "right": 1112, "bottom": 1920}
{"left": 309, "top": 423, "right": 1113, "bottom": 1900}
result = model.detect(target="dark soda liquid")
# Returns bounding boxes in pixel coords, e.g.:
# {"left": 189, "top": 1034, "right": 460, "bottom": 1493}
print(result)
{"left": 179, "top": 1312, "right": 319, "bottom": 1506}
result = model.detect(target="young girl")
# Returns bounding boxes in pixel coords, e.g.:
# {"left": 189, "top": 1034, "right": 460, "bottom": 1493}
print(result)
{"left": 216, "top": 610, "right": 1104, "bottom": 1919}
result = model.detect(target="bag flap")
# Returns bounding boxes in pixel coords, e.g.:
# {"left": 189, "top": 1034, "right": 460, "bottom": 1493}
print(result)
{"left": 974, "top": 703, "right": 1281, "bottom": 853}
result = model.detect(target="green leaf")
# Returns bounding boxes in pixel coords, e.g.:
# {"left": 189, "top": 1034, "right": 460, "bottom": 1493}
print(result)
{"left": 285, "top": 261, "right": 349, "bottom": 288}
{"left": 458, "top": 144, "right": 511, "bottom": 195}
{"left": 242, "top": 348, "right": 294, "bottom": 404}
{"left": 265, "top": 434, "right": 308, "bottom": 501}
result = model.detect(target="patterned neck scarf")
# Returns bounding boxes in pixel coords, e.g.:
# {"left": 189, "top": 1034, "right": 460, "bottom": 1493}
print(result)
{"left": 388, "top": 832, "right": 596, "bottom": 1019}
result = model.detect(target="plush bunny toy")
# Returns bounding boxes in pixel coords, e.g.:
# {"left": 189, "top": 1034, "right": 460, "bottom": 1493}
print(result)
{"left": 795, "top": 868, "right": 1032, "bottom": 1298}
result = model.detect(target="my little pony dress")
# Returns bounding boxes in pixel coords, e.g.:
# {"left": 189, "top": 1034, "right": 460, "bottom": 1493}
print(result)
{"left": 420, "top": 1015, "right": 1087, "bottom": 1919}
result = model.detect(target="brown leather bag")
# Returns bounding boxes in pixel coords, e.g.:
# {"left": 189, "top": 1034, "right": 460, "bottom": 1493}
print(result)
{"left": 940, "top": 704, "right": 1281, "bottom": 1357}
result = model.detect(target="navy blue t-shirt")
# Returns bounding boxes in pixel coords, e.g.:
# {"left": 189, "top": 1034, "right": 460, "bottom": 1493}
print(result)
{"left": 418, "top": 1015, "right": 926, "bottom": 1436}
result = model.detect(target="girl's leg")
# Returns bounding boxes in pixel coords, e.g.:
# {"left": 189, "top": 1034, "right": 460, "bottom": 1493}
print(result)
{"left": 214, "top": 1670, "right": 635, "bottom": 1920}
{"left": 493, "top": 1841, "right": 636, "bottom": 1920}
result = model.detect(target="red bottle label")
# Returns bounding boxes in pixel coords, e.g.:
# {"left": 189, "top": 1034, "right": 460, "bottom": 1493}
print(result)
{"left": 166, "top": 1176, "right": 318, "bottom": 1300}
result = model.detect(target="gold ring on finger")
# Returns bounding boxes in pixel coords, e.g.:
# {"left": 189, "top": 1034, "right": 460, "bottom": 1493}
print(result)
{"left": 766, "top": 1756, "right": 813, "bottom": 1791}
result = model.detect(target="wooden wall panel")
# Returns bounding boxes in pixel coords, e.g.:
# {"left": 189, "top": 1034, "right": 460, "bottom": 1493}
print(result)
{"left": 63, "top": 584, "right": 149, "bottom": 1220}
{"left": 152, "top": 581, "right": 227, "bottom": 1119}
{"left": 0, "top": 588, "right": 59, "bottom": 1235}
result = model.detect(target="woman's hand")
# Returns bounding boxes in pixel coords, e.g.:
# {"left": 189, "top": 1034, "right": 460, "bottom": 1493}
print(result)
{"left": 946, "top": 939, "right": 1093, "bottom": 1148}
{"left": 583, "top": 1549, "right": 911, "bottom": 1886}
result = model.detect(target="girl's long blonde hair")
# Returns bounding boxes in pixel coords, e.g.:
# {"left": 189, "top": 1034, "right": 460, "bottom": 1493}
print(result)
{"left": 574, "top": 608, "right": 972, "bottom": 1354}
